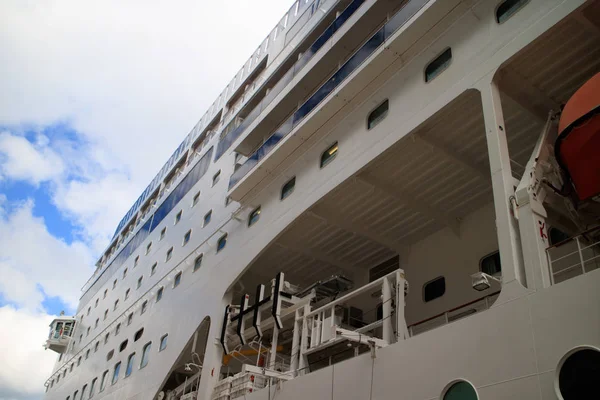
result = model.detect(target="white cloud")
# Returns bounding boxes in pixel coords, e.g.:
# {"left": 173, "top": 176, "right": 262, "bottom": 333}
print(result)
{"left": 0, "top": 132, "right": 65, "bottom": 185}
{"left": 0, "top": 306, "right": 57, "bottom": 399}
{"left": 0, "top": 199, "right": 94, "bottom": 311}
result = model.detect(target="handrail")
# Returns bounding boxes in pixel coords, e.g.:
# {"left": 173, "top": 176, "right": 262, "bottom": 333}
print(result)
{"left": 545, "top": 225, "right": 600, "bottom": 250}
{"left": 408, "top": 291, "right": 500, "bottom": 329}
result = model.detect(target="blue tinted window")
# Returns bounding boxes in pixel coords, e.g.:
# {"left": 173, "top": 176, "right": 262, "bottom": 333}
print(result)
{"left": 203, "top": 211, "right": 212, "bottom": 227}
{"left": 111, "top": 362, "right": 121, "bottom": 385}
{"left": 125, "top": 353, "right": 135, "bottom": 377}
{"left": 248, "top": 207, "right": 261, "bottom": 227}
{"left": 174, "top": 272, "right": 182, "bottom": 288}
{"left": 217, "top": 234, "right": 227, "bottom": 252}
{"left": 140, "top": 342, "right": 152, "bottom": 369}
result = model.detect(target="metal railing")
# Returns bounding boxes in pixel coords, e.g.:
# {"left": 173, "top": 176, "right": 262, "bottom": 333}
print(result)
{"left": 546, "top": 226, "right": 600, "bottom": 285}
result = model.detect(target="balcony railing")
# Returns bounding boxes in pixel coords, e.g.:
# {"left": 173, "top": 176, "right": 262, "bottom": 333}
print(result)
{"left": 546, "top": 226, "right": 600, "bottom": 285}
{"left": 215, "top": 0, "right": 366, "bottom": 160}
{"left": 228, "top": 0, "right": 430, "bottom": 190}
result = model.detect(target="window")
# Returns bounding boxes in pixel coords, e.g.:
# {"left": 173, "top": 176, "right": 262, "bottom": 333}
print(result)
{"left": 119, "top": 339, "right": 128, "bottom": 352}
{"left": 94, "top": 341, "right": 99, "bottom": 352}
{"left": 78, "top": 356, "right": 82, "bottom": 366}
{"left": 95, "top": 318, "right": 99, "bottom": 327}
{"left": 248, "top": 207, "right": 261, "bottom": 227}
{"left": 281, "top": 177, "right": 296, "bottom": 200}
{"left": 89, "top": 377, "right": 97, "bottom": 398}
{"left": 496, "top": 0, "right": 529, "bottom": 23}
{"left": 115, "top": 323, "right": 121, "bottom": 335}
{"left": 127, "top": 313, "right": 133, "bottom": 325}
{"left": 141, "top": 300, "right": 148, "bottom": 315}
{"left": 225, "top": 195, "right": 232, "bottom": 206}
{"left": 114, "top": 300, "right": 119, "bottom": 310}
{"left": 95, "top": 298, "right": 98, "bottom": 308}
{"left": 320, "top": 142, "right": 338, "bottom": 168}
{"left": 425, "top": 48, "right": 452, "bottom": 82}
{"left": 174, "top": 210, "right": 182, "bottom": 224}
{"left": 367, "top": 100, "right": 389, "bottom": 129}
{"left": 103, "top": 289, "right": 107, "bottom": 299}
{"left": 217, "top": 234, "right": 228, "bottom": 252}
{"left": 81, "top": 385, "right": 87, "bottom": 399}
{"left": 480, "top": 251, "right": 502, "bottom": 277}
{"left": 60, "top": 352, "right": 64, "bottom": 362}
{"left": 166, "top": 247, "right": 173, "bottom": 261}
{"left": 106, "top": 350, "right": 114, "bottom": 361}
{"left": 156, "top": 287, "right": 164, "bottom": 302}
{"left": 134, "top": 255, "right": 139, "bottom": 267}
{"left": 87, "top": 327, "right": 91, "bottom": 336}
{"left": 87, "top": 307, "right": 91, "bottom": 316}
{"left": 85, "top": 349, "right": 90, "bottom": 359}
{"left": 111, "top": 362, "right": 121, "bottom": 385}
{"left": 99, "top": 370, "right": 108, "bottom": 392}
{"left": 192, "top": 191, "right": 201, "bottom": 206}
{"left": 173, "top": 272, "right": 182, "bottom": 288}
{"left": 137, "top": 276, "right": 143, "bottom": 289}
{"left": 212, "top": 170, "right": 221, "bottom": 186}
{"left": 123, "top": 268, "right": 127, "bottom": 279}
{"left": 443, "top": 380, "right": 478, "bottom": 400}
{"left": 558, "top": 348, "right": 600, "bottom": 399}
{"left": 423, "top": 276, "right": 445, "bottom": 302}
{"left": 103, "top": 310, "right": 108, "bottom": 320}
{"left": 125, "top": 288, "right": 130, "bottom": 300}
{"left": 369, "top": 255, "right": 399, "bottom": 282}
{"left": 193, "top": 254, "right": 203, "bottom": 272}
{"left": 549, "top": 227, "right": 570, "bottom": 246}
{"left": 134, "top": 328, "right": 144, "bottom": 342}
{"left": 146, "top": 242, "right": 152, "bottom": 255}
{"left": 183, "top": 230, "right": 191, "bottom": 246}
{"left": 140, "top": 342, "right": 152, "bottom": 368}
{"left": 125, "top": 353, "right": 136, "bottom": 377}
{"left": 73, "top": 391, "right": 78, "bottom": 400}
{"left": 159, "top": 334, "right": 168, "bottom": 351}
{"left": 160, "top": 227, "right": 167, "bottom": 240}
{"left": 70, "top": 363, "right": 74, "bottom": 372}
{"left": 104, "top": 333, "right": 109, "bottom": 344}
{"left": 203, "top": 210, "right": 212, "bottom": 227}
{"left": 113, "top": 279, "right": 117, "bottom": 289}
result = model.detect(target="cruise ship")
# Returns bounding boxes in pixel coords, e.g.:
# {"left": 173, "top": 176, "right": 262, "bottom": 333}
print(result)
{"left": 42, "top": 0, "right": 600, "bottom": 399}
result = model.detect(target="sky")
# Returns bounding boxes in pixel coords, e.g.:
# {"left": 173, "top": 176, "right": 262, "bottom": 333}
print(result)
{"left": 0, "top": 1, "right": 293, "bottom": 398}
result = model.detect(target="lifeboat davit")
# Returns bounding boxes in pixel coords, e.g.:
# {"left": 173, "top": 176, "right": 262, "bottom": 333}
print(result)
{"left": 555, "top": 72, "right": 600, "bottom": 201}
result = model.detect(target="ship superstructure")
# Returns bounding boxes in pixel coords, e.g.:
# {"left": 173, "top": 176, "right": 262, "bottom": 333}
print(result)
{"left": 44, "top": 0, "right": 600, "bottom": 399}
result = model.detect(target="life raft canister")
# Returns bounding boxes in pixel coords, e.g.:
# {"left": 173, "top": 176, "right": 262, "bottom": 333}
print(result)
{"left": 555, "top": 72, "right": 600, "bottom": 201}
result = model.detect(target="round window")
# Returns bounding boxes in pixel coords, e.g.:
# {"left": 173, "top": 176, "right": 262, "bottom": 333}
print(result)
{"left": 558, "top": 348, "right": 600, "bottom": 399}
{"left": 443, "top": 381, "right": 478, "bottom": 400}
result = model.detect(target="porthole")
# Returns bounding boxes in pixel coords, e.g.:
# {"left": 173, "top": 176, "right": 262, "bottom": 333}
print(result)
{"left": 320, "top": 142, "right": 338, "bottom": 168}
{"left": 423, "top": 276, "right": 445, "bottom": 302}
{"left": 496, "top": 0, "right": 529, "bottom": 24}
{"left": 425, "top": 48, "right": 452, "bottom": 82}
{"left": 557, "top": 347, "right": 600, "bottom": 399}
{"left": 217, "top": 234, "right": 228, "bottom": 252}
{"left": 442, "top": 380, "right": 478, "bottom": 400}
{"left": 367, "top": 100, "right": 389, "bottom": 130}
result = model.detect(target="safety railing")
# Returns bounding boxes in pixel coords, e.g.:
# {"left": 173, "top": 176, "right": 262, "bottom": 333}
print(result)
{"left": 546, "top": 226, "right": 600, "bottom": 285}
{"left": 228, "top": 0, "right": 430, "bottom": 190}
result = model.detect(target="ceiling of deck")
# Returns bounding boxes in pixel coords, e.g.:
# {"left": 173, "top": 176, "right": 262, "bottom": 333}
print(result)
{"left": 239, "top": 3, "right": 600, "bottom": 291}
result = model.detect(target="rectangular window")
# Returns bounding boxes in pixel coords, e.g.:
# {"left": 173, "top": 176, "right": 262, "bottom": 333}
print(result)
{"left": 193, "top": 254, "right": 203, "bottom": 272}
{"left": 159, "top": 334, "right": 168, "bottom": 351}
{"left": 320, "top": 142, "right": 338, "bottom": 168}
{"left": 160, "top": 227, "right": 166, "bottom": 240}
{"left": 141, "top": 300, "right": 148, "bottom": 315}
{"left": 367, "top": 99, "right": 389, "bottom": 130}
{"left": 140, "top": 342, "right": 152, "bottom": 369}
{"left": 248, "top": 206, "right": 261, "bottom": 227}
{"left": 496, "top": 0, "right": 529, "bottom": 23}
{"left": 183, "top": 230, "right": 191, "bottom": 246}
{"left": 423, "top": 276, "right": 446, "bottom": 302}
{"left": 156, "top": 287, "right": 164, "bottom": 302}
{"left": 203, "top": 210, "right": 212, "bottom": 227}
{"left": 212, "top": 170, "right": 221, "bottom": 186}
{"left": 174, "top": 210, "right": 182, "bottom": 225}
{"left": 281, "top": 177, "right": 296, "bottom": 200}
{"left": 125, "top": 353, "right": 135, "bottom": 377}
{"left": 111, "top": 362, "right": 121, "bottom": 385}
{"left": 173, "top": 272, "right": 182, "bottom": 288}
{"left": 99, "top": 370, "right": 108, "bottom": 392}
{"left": 151, "top": 263, "right": 157, "bottom": 276}
{"left": 480, "top": 251, "right": 502, "bottom": 277}
{"left": 192, "top": 192, "right": 200, "bottom": 207}
{"left": 166, "top": 247, "right": 173, "bottom": 261}
{"left": 137, "top": 276, "right": 143, "bottom": 289}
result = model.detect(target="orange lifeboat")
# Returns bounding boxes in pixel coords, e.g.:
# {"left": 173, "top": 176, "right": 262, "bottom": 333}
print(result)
{"left": 555, "top": 72, "right": 600, "bottom": 201}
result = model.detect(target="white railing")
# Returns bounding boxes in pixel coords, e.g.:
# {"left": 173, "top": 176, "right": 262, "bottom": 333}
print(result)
{"left": 546, "top": 226, "right": 600, "bottom": 285}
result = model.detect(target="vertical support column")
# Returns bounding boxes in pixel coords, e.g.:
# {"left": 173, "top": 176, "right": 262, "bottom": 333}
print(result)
{"left": 478, "top": 78, "right": 527, "bottom": 288}
{"left": 298, "top": 304, "right": 310, "bottom": 375}
{"left": 290, "top": 309, "right": 301, "bottom": 374}
{"left": 382, "top": 277, "right": 393, "bottom": 344}
{"left": 269, "top": 325, "right": 279, "bottom": 369}
{"left": 196, "top": 292, "right": 232, "bottom": 400}
{"left": 395, "top": 270, "right": 409, "bottom": 340}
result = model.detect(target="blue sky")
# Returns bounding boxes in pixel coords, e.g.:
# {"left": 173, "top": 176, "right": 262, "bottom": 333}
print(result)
{"left": 0, "top": 1, "right": 292, "bottom": 398}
